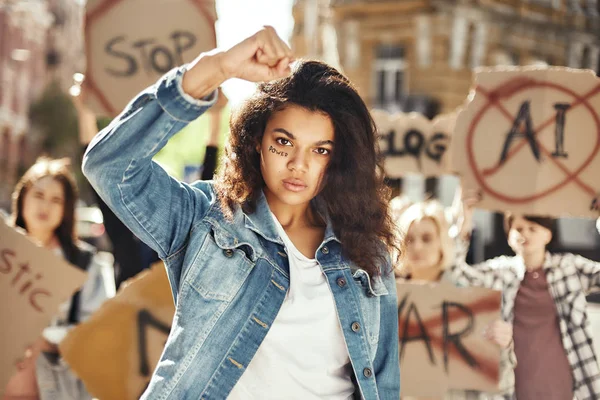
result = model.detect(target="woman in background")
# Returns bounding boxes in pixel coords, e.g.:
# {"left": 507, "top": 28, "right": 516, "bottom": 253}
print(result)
{"left": 395, "top": 199, "right": 515, "bottom": 400}
{"left": 3, "top": 157, "right": 114, "bottom": 400}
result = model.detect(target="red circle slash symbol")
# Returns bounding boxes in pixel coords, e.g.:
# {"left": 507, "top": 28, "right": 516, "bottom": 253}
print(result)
{"left": 466, "top": 80, "right": 600, "bottom": 204}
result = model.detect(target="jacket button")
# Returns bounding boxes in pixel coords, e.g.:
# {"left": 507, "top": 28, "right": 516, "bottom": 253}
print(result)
{"left": 321, "top": 246, "right": 329, "bottom": 254}
{"left": 351, "top": 322, "right": 361, "bottom": 332}
{"left": 363, "top": 367, "right": 372, "bottom": 378}
{"left": 223, "top": 249, "right": 234, "bottom": 258}
{"left": 337, "top": 277, "right": 346, "bottom": 287}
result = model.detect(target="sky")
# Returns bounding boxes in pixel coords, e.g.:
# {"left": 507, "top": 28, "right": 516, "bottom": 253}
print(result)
{"left": 215, "top": 0, "right": 296, "bottom": 106}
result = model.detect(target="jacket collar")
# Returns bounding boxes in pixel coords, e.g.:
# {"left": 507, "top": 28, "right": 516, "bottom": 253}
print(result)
{"left": 243, "top": 190, "right": 341, "bottom": 246}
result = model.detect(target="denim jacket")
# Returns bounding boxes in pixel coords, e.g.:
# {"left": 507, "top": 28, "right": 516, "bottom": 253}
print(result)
{"left": 82, "top": 65, "right": 400, "bottom": 400}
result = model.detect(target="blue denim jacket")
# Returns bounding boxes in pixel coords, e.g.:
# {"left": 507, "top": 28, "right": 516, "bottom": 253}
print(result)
{"left": 82, "top": 65, "right": 400, "bottom": 400}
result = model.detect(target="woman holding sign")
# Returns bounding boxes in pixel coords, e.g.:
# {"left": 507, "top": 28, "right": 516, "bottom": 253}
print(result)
{"left": 3, "top": 157, "right": 114, "bottom": 400}
{"left": 454, "top": 192, "right": 600, "bottom": 400}
{"left": 394, "top": 200, "right": 515, "bottom": 400}
{"left": 82, "top": 27, "right": 400, "bottom": 399}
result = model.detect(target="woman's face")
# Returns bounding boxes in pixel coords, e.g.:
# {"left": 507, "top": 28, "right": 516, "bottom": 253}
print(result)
{"left": 507, "top": 216, "right": 552, "bottom": 256}
{"left": 405, "top": 218, "right": 443, "bottom": 271}
{"left": 259, "top": 104, "right": 335, "bottom": 210}
{"left": 22, "top": 176, "right": 65, "bottom": 236}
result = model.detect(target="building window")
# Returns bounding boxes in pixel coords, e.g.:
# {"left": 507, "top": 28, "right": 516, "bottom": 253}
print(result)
{"left": 530, "top": 0, "right": 558, "bottom": 7}
{"left": 582, "top": 0, "right": 599, "bottom": 15}
{"left": 373, "top": 44, "right": 407, "bottom": 107}
{"left": 18, "top": 135, "right": 27, "bottom": 169}
{"left": 567, "top": 0, "right": 584, "bottom": 13}
{"left": 582, "top": 46, "right": 591, "bottom": 68}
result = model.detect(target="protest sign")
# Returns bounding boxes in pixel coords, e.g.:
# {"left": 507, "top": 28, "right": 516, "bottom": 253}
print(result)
{"left": 0, "top": 219, "right": 87, "bottom": 394}
{"left": 397, "top": 281, "right": 502, "bottom": 398}
{"left": 372, "top": 110, "right": 456, "bottom": 177}
{"left": 453, "top": 66, "right": 600, "bottom": 218}
{"left": 85, "top": 0, "right": 217, "bottom": 116}
{"left": 60, "top": 262, "right": 175, "bottom": 400}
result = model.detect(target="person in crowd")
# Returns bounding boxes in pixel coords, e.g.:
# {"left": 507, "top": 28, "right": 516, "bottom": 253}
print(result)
{"left": 3, "top": 157, "right": 115, "bottom": 400}
{"left": 451, "top": 190, "right": 600, "bottom": 400}
{"left": 395, "top": 199, "right": 515, "bottom": 400}
{"left": 82, "top": 27, "right": 400, "bottom": 399}
{"left": 71, "top": 87, "right": 148, "bottom": 289}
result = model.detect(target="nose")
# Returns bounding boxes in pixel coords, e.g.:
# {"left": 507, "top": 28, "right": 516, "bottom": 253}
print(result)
{"left": 409, "top": 240, "right": 422, "bottom": 252}
{"left": 39, "top": 199, "right": 51, "bottom": 212}
{"left": 288, "top": 148, "right": 308, "bottom": 173}
{"left": 515, "top": 231, "right": 527, "bottom": 243}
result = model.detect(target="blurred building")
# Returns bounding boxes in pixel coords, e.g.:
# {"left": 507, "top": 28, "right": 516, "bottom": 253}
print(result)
{"left": 292, "top": 0, "right": 600, "bottom": 266}
{"left": 0, "top": 0, "right": 84, "bottom": 210}
{"left": 292, "top": 0, "right": 600, "bottom": 116}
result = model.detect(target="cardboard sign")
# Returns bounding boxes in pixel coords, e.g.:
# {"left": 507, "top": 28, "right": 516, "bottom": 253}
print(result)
{"left": 453, "top": 66, "right": 600, "bottom": 218}
{"left": 85, "top": 0, "right": 217, "bottom": 116}
{"left": 373, "top": 110, "right": 456, "bottom": 177}
{"left": 0, "top": 219, "right": 87, "bottom": 393}
{"left": 60, "top": 263, "right": 175, "bottom": 400}
{"left": 397, "top": 281, "right": 502, "bottom": 398}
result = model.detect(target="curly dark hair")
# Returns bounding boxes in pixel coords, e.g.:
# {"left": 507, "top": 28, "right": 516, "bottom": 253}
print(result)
{"left": 214, "top": 60, "right": 399, "bottom": 276}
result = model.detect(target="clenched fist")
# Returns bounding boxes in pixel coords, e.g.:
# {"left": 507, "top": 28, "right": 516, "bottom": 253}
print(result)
{"left": 182, "top": 26, "right": 294, "bottom": 99}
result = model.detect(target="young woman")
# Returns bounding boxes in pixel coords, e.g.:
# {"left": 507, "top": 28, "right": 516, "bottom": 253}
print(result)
{"left": 3, "top": 157, "right": 114, "bottom": 400}
{"left": 82, "top": 27, "right": 400, "bottom": 399}
{"left": 453, "top": 194, "right": 600, "bottom": 399}
{"left": 395, "top": 200, "right": 514, "bottom": 400}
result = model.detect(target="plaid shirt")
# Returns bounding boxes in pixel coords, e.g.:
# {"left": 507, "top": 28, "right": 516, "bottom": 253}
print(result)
{"left": 449, "top": 244, "right": 600, "bottom": 400}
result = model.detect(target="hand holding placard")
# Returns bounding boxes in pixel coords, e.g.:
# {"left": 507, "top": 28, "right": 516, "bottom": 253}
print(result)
{"left": 0, "top": 219, "right": 87, "bottom": 395}
{"left": 397, "top": 281, "right": 502, "bottom": 398}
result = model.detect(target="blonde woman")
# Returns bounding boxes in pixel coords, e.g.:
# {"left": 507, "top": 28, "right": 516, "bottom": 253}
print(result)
{"left": 395, "top": 200, "right": 514, "bottom": 400}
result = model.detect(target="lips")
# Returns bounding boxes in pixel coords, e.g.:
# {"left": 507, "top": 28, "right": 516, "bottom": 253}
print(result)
{"left": 37, "top": 213, "right": 49, "bottom": 221}
{"left": 282, "top": 178, "right": 308, "bottom": 192}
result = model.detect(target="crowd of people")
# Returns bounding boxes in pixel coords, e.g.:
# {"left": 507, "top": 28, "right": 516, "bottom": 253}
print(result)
{"left": 3, "top": 26, "right": 600, "bottom": 400}
{"left": 393, "top": 188, "right": 600, "bottom": 399}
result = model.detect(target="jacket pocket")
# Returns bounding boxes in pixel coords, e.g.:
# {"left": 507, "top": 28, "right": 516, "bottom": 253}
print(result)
{"left": 185, "top": 226, "right": 255, "bottom": 302}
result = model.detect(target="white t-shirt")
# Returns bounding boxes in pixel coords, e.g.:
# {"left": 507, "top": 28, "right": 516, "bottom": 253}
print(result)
{"left": 228, "top": 214, "right": 354, "bottom": 400}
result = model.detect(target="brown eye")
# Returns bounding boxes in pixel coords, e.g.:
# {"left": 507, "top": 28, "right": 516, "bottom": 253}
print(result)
{"left": 276, "top": 138, "right": 291, "bottom": 146}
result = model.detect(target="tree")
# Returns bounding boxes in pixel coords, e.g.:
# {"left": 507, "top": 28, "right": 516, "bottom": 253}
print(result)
{"left": 28, "top": 80, "right": 91, "bottom": 202}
